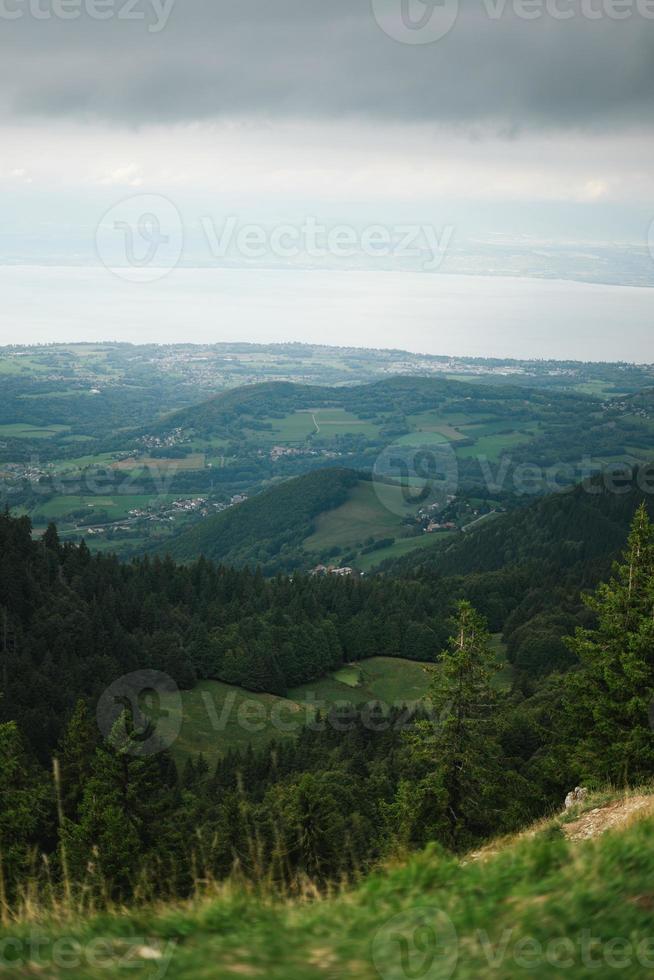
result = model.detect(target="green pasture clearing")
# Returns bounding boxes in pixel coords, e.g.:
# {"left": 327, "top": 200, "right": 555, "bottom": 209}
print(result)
{"left": 0, "top": 423, "right": 70, "bottom": 439}
{"left": 150, "top": 680, "right": 300, "bottom": 765}
{"left": 290, "top": 657, "right": 433, "bottom": 715}
{"left": 406, "top": 411, "right": 473, "bottom": 441}
{"left": 489, "top": 634, "right": 513, "bottom": 690}
{"left": 251, "top": 409, "right": 380, "bottom": 446}
{"left": 111, "top": 453, "right": 206, "bottom": 473}
{"left": 394, "top": 430, "right": 449, "bottom": 446}
{"left": 304, "top": 481, "right": 413, "bottom": 552}
{"left": 159, "top": 657, "right": 434, "bottom": 766}
{"left": 49, "top": 453, "right": 118, "bottom": 473}
{"left": 354, "top": 531, "right": 456, "bottom": 571}
{"left": 458, "top": 418, "right": 534, "bottom": 437}
{"left": 456, "top": 430, "right": 534, "bottom": 460}
{"left": 31, "top": 492, "right": 181, "bottom": 522}
{"left": 331, "top": 665, "right": 362, "bottom": 687}
{"left": 572, "top": 380, "right": 630, "bottom": 397}
{"left": 0, "top": 357, "right": 51, "bottom": 375}
{"left": 189, "top": 436, "right": 229, "bottom": 452}
{"left": 20, "top": 389, "right": 96, "bottom": 400}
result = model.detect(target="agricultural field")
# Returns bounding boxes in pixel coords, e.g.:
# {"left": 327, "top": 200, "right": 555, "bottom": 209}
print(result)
{"left": 394, "top": 429, "right": 449, "bottom": 446}
{"left": 158, "top": 657, "right": 435, "bottom": 767}
{"left": 456, "top": 428, "right": 537, "bottom": 460}
{"left": 3, "top": 345, "right": 653, "bottom": 565}
{"left": 0, "top": 422, "right": 70, "bottom": 439}
{"left": 405, "top": 410, "right": 474, "bottom": 442}
{"left": 304, "top": 480, "right": 416, "bottom": 553}
{"left": 250, "top": 408, "right": 381, "bottom": 445}
{"left": 31, "top": 492, "right": 183, "bottom": 524}
{"left": 48, "top": 452, "right": 117, "bottom": 473}
{"left": 111, "top": 453, "right": 207, "bottom": 473}
{"left": 0, "top": 356, "right": 52, "bottom": 374}
{"left": 354, "top": 531, "right": 456, "bottom": 571}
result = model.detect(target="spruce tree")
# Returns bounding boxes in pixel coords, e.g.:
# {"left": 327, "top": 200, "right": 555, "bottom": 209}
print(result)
{"left": 57, "top": 699, "right": 98, "bottom": 819}
{"left": 0, "top": 722, "right": 49, "bottom": 899}
{"left": 411, "top": 601, "right": 504, "bottom": 849}
{"left": 66, "top": 712, "right": 178, "bottom": 898}
{"left": 565, "top": 503, "right": 654, "bottom": 785}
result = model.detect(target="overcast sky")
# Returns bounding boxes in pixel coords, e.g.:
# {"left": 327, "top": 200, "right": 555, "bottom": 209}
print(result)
{"left": 1, "top": 0, "right": 653, "bottom": 277}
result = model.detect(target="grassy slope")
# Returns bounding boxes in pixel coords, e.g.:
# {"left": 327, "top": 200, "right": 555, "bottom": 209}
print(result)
{"left": 7, "top": 790, "right": 654, "bottom": 978}
{"left": 158, "top": 467, "right": 360, "bottom": 565}
{"left": 159, "top": 469, "right": 447, "bottom": 570}
{"left": 304, "top": 481, "right": 414, "bottom": 552}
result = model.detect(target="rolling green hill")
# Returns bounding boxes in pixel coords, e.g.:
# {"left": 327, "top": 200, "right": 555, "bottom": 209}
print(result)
{"left": 158, "top": 467, "right": 361, "bottom": 569}
{"left": 155, "top": 466, "right": 451, "bottom": 571}
{"left": 148, "top": 375, "right": 582, "bottom": 451}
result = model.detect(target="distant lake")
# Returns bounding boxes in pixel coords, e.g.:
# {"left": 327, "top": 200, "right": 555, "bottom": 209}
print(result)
{"left": 0, "top": 265, "right": 653, "bottom": 362}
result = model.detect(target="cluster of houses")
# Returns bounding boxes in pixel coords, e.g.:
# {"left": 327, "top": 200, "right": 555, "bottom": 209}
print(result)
{"left": 604, "top": 399, "right": 651, "bottom": 420}
{"left": 423, "top": 520, "right": 457, "bottom": 534}
{"left": 268, "top": 446, "right": 343, "bottom": 462}
{"left": 127, "top": 493, "right": 248, "bottom": 522}
{"left": 0, "top": 460, "right": 50, "bottom": 484}
{"left": 309, "top": 565, "right": 355, "bottom": 578}
{"left": 138, "top": 428, "right": 188, "bottom": 451}
{"left": 81, "top": 491, "right": 250, "bottom": 538}
{"left": 269, "top": 445, "right": 310, "bottom": 461}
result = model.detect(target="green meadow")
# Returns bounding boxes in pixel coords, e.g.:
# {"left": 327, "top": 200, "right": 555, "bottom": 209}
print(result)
{"left": 251, "top": 408, "right": 381, "bottom": 445}
{"left": 156, "top": 657, "right": 434, "bottom": 767}
{"left": 31, "top": 493, "right": 183, "bottom": 523}
{"left": 354, "top": 531, "right": 456, "bottom": 571}
{"left": 305, "top": 481, "right": 419, "bottom": 553}
{"left": 0, "top": 422, "right": 70, "bottom": 439}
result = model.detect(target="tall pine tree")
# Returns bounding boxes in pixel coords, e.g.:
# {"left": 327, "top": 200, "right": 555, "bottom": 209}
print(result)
{"left": 565, "top": 503, "right": 654, "bottom": 785}
{"left": 409, "top": 601, "right": 504, "bottom": 849}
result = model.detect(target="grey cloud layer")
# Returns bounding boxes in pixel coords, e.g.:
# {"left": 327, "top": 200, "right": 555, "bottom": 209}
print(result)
{"left": 1, "top": 0, "right": 653, "bottom": 129}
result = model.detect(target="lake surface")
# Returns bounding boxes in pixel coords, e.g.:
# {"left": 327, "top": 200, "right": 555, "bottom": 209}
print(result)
{"left": 1, "top": 265, "right": 653, "bottom": 362}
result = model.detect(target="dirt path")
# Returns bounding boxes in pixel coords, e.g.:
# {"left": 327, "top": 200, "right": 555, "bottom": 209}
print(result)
{"left": 465, "top": 793, "right": 654, "bottom": 865}
{"left": 563, "top": 795, "right": 654, "bottom": 842}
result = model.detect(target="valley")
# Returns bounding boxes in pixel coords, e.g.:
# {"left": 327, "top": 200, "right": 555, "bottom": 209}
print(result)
{"left": 2, "top": 343, "right": 653, "bottom": 572}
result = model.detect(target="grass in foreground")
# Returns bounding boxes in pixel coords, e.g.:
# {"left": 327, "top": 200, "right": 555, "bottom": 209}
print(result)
{"left": 4, "top": 791, "right": 654, "bottom": 978}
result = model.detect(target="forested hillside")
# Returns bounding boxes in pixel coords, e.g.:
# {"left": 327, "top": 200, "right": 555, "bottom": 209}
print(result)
{"left": 0, "top": 507, "right": 463, "bottom": 759}
{"left": 4, "top": 498, "right": 654, "bottom": 914}
{"left": 5, "top": 467, "right": 653, "bottom": 767}
{"left": 388, "top": 468, "right": 654, "bottom": 678}
{"left": 158, "top": 467, "right": 361, "bottom": 570}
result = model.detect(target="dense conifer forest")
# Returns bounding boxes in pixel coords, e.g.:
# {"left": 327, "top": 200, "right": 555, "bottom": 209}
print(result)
{"left": 3, "top": 465, "right": 654, "bottom": 907}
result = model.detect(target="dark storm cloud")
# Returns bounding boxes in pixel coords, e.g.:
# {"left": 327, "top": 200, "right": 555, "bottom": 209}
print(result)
{"left": 1, "top": 0, "right": 653, "bottom": 130}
